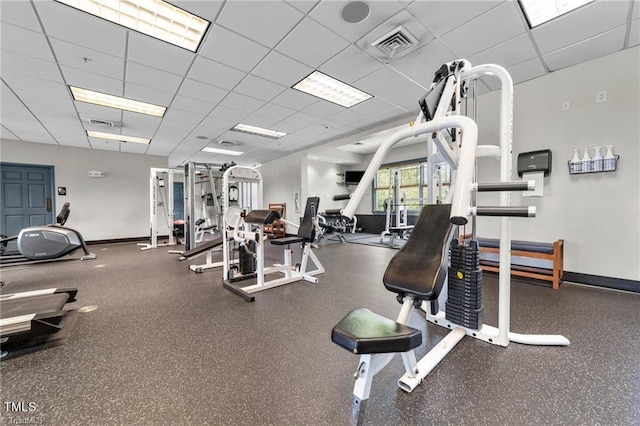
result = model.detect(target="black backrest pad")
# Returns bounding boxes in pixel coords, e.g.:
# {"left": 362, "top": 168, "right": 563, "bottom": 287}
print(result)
{"left": 244, "top": 210, "right": 281, "bottom": 224}
{"left": 383, "top": 204, "right": 454, "bottom": 300}
{"left": 56, "top": 202, "right": 70, "bottom": 225}
{"left": 297, "top": 197, "right": 320, "bottom": 241}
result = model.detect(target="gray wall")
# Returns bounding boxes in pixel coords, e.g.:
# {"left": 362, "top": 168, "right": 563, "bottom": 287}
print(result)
{"left": 0, "top": 139, "right": 168, "bottom": 241}
{"left": 260, "top": 152, "right": 304, "bottom": 224}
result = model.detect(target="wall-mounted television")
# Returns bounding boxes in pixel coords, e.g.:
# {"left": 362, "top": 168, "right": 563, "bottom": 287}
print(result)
{"left": 344, "top": 170, "right": 365, "bottom": 185}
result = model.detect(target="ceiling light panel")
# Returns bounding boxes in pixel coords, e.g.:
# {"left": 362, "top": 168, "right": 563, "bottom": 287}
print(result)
{"left": 293, "top": 71, "right": 373, "bottom": 108}
{"left": 231, "top": 123, "right": 287, "bottom": 139}
{"left": 87, "top": 130, "right": 150, "bottom": 144}
{"left": 202, "top": 147, "right": 244, "bottom": 156}
{"left": 54, "top": 0, "right": 210, "bottom": 52}
{"left": 70, "top": 86, "right": 166, "bottom": 117}
{"left": 519, "top": 0, "right": 594, "bottom": 28}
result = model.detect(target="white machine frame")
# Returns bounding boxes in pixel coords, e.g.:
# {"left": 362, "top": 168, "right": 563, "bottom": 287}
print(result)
{"left": 338, "top": 60, "right": 569, "bottom": 424}
{"left": 138, "top": 167, "right": 184, "bottom": 251}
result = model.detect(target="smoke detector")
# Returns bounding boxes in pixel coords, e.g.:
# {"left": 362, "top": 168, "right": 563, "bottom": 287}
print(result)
{"left": 371, "top": 26, "right": 418, "bottom": 59}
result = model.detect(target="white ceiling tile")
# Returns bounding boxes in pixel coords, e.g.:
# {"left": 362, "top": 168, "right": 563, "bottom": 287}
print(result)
{"left": 390, "top": 40, "right": 455, "bottom": 89}
{"left": 532, "top": 0, "right": 629, "bottom": 54}
{"left": 302, "top": 101, "right": 345, "bottom": 119}
{"left": 348, "top": 97, "right": 397, "bottom": 116}
{"left": 1, "top": 1, "right": 42, "bottom": 32}
{"left": 219, "top": 92, "right": 266, "bottom": 113}
{"left": 160, "top": 109, "right": 203, "bottom": 126}
{"left": 310, "top": 0, "right": 405, "bottom": 42}
{"left": 216, "top": 130, "right": 271, "bottom": 147}
{"left": 542, "top": 26, "right": 626, "bottom": 72}
{"left": 353, "top": 66, "right": 409, "bottom": 95}
{"left": 467, "top": 33, "right": 538, "bottom": 69}
{"left": 1, "top": 51, "right": 62, "bottom": 84}
{"left": 378, "top": 82, "right": 425, "bottom": 107}
{"left": 410, "top": 0, "right": 504, "bottom": 37}
{"left": 507, "top": 57, "right": 546, "bottom": 85}
{"left": 194, "top": 116, "right": 239, "bottom": 136}
{"left": 89, "top": 138, "right": 121, "bottom": 151}
{"left": 254, "top": 103, "right": 296, "bottom": 121}
{"left": 251, "top": 51, "right": 314, "bottom": 87}
{"left": 285, "top": 0, "right": 320, "bottom": 14}
{"left": 171, "top": 1, "right": 225, "bottom": 22}
{"left": 146, "top": 144, "right": 174, "bottom": 157}
{"left": 633, "top": 0, "right": 640, "bottom": 20}
{"left": 125, "top": 82, "right": 175, "bottom": 106}
{"left": 271, "top": 120, "right": 308, "bottom": 133}
{"left": 2, "top": 71, "right": 68, "bottom": 98}
{"left": 121, "top": 112, "right": 162, "bottom": 135}
{"left": 128, "top": 31, "right": 195, "bottom": 76}
{"left": 233, "top": 75, "right": 286, "bottom": 102}
{"left": 217, "top": 1, "right": 304, "bottom": 48}
{"left": 282, "top": 111, "right": 321, "bottom": 127}
{"left": 40, "top": 117, "right": 86, "bottom": 138}
{"left": 1, "top": 84, "right": 47, "bottom": 131}
{"left": 270, "top": 89, "right": 318, "bottom": 110}
{"left": 327, "top": 109, "right": 367, "bottom": 126}
{"left": 240, "top": 114, "right": 278, "bottom": 129}
{"left": 61, "top": 65, "right": 122, "bottom": 95}
{"left": 119, "top": 142, "right": 149, "bottom": 154}
{"left": 126, "top": 62, "right": 183, "bottom": 93}
{"left": 319, "top": 45, "right": 384, "bottom": 84}
{"left": 276, "top": 17, "right": 350, "bottom": 68}
{"left": 178, "top": 79, "right": 228, "bottom": 104}
{"left": 15, "top": 91, "right": 76, "bottom": 116}
{"left": 209, "top": 106, "right": 250, "bottom": 123}
{"left": 440, "top": 2, "right": 526, "bottom": 58}
{"left": 170, "top": 94, "right": 216, "bottom": 116}
{"left": 629, "top": 20, "right": 640, "bottom": 47}
{"left": 1, "top": 23, "right": 54, "bottom": 62}
{"left": 188, "top": 56, "right": 246, "bottom": 90}
{"left": 199, "top": 25, "right": 270, "bottom": 72}
{"left": 50, "top": 38, "right": 124, "bottom": 81}
{"left": 1, "top": 125, "right": 20, "bottom": 140}
{"left": 36, "top": 1, "right": 126, "bottom": 58}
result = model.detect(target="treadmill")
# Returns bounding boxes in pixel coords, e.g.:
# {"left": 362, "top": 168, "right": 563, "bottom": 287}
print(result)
{"left": 0, "top": 288, "right": 78, "bottom": 358}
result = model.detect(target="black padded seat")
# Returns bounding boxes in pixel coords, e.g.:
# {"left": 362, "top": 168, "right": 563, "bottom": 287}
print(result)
{"left": 383, "top": 204, "right": 454, "bottom": 300}
{"left": 476, "top": 237, "right": 554, "bottom": 254}
{"left": 270, "top": 236, "right": 304, "bottom": 246}
{"left": 332, "top": 308, "right": 422, "bottom": 354}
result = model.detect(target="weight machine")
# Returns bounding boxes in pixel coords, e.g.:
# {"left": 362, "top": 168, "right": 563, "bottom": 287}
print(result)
{"left": 138, "top": 168, "right": 183, "bottom": 251}
{"left": 332, "top": 60, "right": 569, "bottom": 425}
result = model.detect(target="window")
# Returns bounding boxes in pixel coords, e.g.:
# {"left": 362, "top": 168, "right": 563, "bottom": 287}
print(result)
{"left": 372, "top": 159, "right": 452, "bottom": 213}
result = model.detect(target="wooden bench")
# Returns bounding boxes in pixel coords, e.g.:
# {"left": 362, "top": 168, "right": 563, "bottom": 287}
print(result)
{"left": 472, "top": 237, "right": 564, "bottom": 289}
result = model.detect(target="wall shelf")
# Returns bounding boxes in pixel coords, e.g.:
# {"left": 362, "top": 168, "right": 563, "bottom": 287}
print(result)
{"left": 567, "top": 156, "right": 619, "bottom": 175}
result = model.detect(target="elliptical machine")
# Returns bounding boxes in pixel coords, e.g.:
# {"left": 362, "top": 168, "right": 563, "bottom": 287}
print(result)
{"left": 1, "top": 203, "right": 96, "bottom": 265}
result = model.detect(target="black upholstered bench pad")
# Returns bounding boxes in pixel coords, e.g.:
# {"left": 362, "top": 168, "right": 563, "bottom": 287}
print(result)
{"left": 332, "top": 308, "right": 422, "bottom": 354}
{"left": 244, "top": 209, "right": 281, "bottom": 224}
{"left": 270, "top": 236, "right": 304, "bottom": 245}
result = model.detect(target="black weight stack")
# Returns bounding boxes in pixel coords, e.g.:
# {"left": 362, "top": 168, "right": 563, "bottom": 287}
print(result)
{"left": 239, "top": 241, "right": 256, "bottom": 275}
{"left": 446, "top": 239, "right": 483, "bottom": 329}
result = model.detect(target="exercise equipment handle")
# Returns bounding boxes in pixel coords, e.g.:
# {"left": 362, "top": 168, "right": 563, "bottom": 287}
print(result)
{"left": 333, "top": 194, "right": 352, "bottom": 201}
{"left": 472, "top": 206, "right": 536, "bottom": 218}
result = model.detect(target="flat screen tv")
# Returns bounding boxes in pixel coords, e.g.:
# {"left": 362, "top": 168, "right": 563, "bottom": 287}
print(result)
{"left": 344, "top": 170, "right": 365, "bottom": 185}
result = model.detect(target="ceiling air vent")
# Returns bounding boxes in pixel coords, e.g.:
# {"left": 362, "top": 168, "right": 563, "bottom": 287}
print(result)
{"left": 371, "top": 26, "right": 418, "bottom": 59}
{"left": 218, "top": 140, "right": 240, "bottom": 146}
{"left": 89, "top": 118, "right": 114, "bottom": 128}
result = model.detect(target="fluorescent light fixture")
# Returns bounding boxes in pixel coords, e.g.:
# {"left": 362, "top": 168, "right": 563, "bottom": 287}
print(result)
{"left": 519, "top": 0, "right": 594, "bottom": 28}
{"left": 292, "top": 71, "right": 373, "bottom": 108}
{"left": 87, "top": 130, "right": 150, "bottom": 144}
{"left": 54, "top": 0, "right": 210, "bottom": 52}
{"left": 231, "top": 123, "right": 287, "bottom": 139}
{"left": 70, "top": 86, "right": 166, "bottom": 117}
{"left": 201, "top": 147, "right": 244, "bottom": 156}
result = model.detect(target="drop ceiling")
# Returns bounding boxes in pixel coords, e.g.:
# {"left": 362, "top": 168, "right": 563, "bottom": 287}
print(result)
{"left": 1, "top": 0, "right": 637, "bottom": 167}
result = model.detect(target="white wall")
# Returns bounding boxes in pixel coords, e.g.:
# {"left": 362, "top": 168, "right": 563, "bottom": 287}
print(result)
{"left": 306, "top": 159, "right": 350, "bottom": 213}
{"left": 260, "top": 152, "right": 304, "bottom": 224}
{"left": 0, "top": 139, "right": 168, "bottom": 241}
{"left": 475, "top": 46, "right": 639, "bottom": 281}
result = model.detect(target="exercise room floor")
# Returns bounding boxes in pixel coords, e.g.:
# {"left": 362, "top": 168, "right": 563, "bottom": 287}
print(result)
{"left": 1, "top": 239, "right": 639, "bottom": 425}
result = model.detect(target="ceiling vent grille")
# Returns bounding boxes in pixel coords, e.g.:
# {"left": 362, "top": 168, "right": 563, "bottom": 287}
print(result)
{"left": 218, "top": 140, "right": 240, "bottom": 146}
{"left": 89, "top": 118, "right": 115, "bottom": 128}
{"left": 371, "top": 26, "right": 418, "bottom": 59}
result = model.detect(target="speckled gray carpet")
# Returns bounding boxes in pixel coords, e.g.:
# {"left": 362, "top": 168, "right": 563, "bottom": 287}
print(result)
{"left": 1, "top": 240, "right": 638, "bottom": 425}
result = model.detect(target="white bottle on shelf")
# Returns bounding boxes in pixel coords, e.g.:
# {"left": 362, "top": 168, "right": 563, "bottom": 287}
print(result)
{"left": 581, "top": 148, "right": 592, "bottom": 173}
{"left": 592, "top": 146, "right": 603, "bottom": 172}
{"left": 570, "top": 149, "right": 582, "bottom": 174}
{"left": 603, "top": 145, "right": 616, "bottom": 171}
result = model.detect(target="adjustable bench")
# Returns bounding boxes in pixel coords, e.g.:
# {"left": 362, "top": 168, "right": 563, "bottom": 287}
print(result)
{"left": 475, "top": 237, "right": 564, "bottom": 289}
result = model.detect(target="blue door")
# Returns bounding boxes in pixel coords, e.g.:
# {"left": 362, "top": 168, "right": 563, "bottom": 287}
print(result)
{"left": 1, "top": 163, "right": 54, "bottom": 252}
